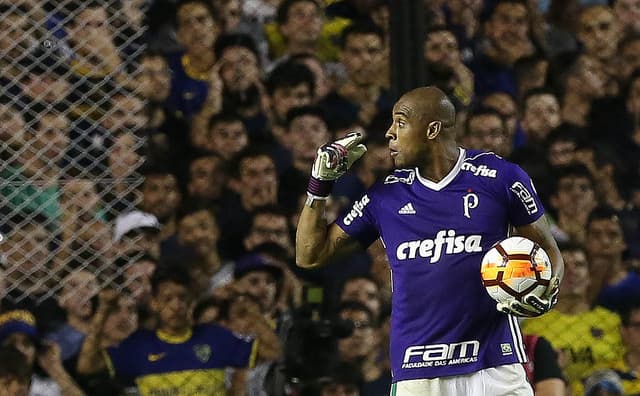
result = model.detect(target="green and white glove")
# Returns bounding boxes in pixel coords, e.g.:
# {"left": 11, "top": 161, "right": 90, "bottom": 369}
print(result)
{"left": 307, "top": 132, "right": 367, "bottom": 198}
{"left": 497, "top": 276, "right": 560, "bottom": 317}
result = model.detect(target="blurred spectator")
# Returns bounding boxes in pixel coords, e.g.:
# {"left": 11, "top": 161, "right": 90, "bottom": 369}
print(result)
{"left": 338, "top": 274, "right": 383, "bottom": 322}
{"left": 479, "top": 91, "right": 521, "bottom": 145}
{"left": 463, "top": 107, "right": 512, "bottom": 157}
{"left": 185, "top": 152, "right": 228, "bottom": 206}
{"left": 520, "top": 87, "right": 562, "bottom": 146}
{"left": 513, "top": 54, "right": 550, "bottom": 99}
{"left": 139, "top": 165, "right": 182, "bottom": 241}
{"left": 471, "top": 0, "right": 536, "bottom": 97}
{"left": 191, "top": 112, "right": 249, "bottom": 161}
{"left": 165, "top": 0, "right": 220, "bottom": 120}
{"left": 522, "top": 334, "right": 565, "bottom": 396}
{"left": 576, "top": 5, "right": 622, "bottom": 70}
{"left": 59, "top": 178, "right": 105, "bottom": 244}
{"left": 0, "top": 346, "right": 31, "bottom": 396}
{"left": 299, "top": 361, "right": 362, "bottom": 396}
{"left": 618, "top": 35, "right": 640, "bottom": 85}
{"left": 521, "top": 242, "right": 625, "bottom": 396}
{"left": 18, "top": 49, "right": 72, "bottom": 110}
{"left": 583, "top": 369, "right": 624, "bottom": 396}
{"left": 219, "top": 148, "right": 279, "bottom": 258}
{"left": 102, "top": 130, "right": 143, "bottom": 219}
{"left": 77, "top": 265, "right": 280, "bottom": 395}
{"left": 423, "top": 26, "right": 474, "bottom": 107}
{"left": 0, "top": 310, "right": 85, "bottom": 396}
{"left": 609, "top": 302, "right": 640, "bottom": 394}
{"left": 548, "top": 164, "right": 597, "bottom": 244}
{"left": 613, "top": 0, "right": 640, "bottom": 35}
{"left": 0, "top": 102, "right": 25, "bottom": 154}
{"left": 442, "top": 0, "right": 483, "bottom": 61}
{"left": 336, "top": 300, "right": 390, "bottom": 394}
{"left": 0, "top": 4, "right": 38, "bottom": 79}
{"left": 46, "top": 270, "right": 99, "bottom": 362}
{"left": 112, "top": 210, "right": 161, "bottom": 259}
{"left": 122, "top": 254, "right": 157, "bottom": 308}
{"left": 244, "top": 207, "right": 295, "bottom": 258}
{"left": 560, "top": 54, "right": 610, "bottom": 127}
{"left": 320, "top": 21, "right": 390, "bottom": 130}
{"left": 586, "top": 207, "right": 640, "bottom": 312}
{"left": 290, "top": 52, "right": 333, "bottom": 100}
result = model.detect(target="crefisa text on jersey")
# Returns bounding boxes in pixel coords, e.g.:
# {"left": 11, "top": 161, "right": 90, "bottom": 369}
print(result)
{"left": 460, "top": 163, "right": 497, "bottom": 178}
{"left": 396, "top": 230, "right": 482, "bottom": 263}
{"left": 342, "top": 194, "right": 370, "bottom": 225}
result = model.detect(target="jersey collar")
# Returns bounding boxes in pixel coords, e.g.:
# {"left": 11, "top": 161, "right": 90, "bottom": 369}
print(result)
{"left": 415, "top": 148, "right": 465, "bottom": 191}
{"left": 156, "top": 328, "right": 193, "bottom": 344}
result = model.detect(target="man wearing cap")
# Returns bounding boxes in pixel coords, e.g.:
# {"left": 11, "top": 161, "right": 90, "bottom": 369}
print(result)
{"left": 113, "top": 210, "right": 161, "bottom": 259}
{"left": 0, "top": 310, "right": 85, "bottom": 396}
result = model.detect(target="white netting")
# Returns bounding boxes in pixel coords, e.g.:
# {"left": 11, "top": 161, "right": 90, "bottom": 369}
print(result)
{"left": 1, "top": 0, "right": 147, "bottom": 304}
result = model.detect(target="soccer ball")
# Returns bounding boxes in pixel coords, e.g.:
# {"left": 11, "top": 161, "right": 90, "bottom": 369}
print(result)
{"left": 480, "top": 236, "right": 553, "bottom": 304}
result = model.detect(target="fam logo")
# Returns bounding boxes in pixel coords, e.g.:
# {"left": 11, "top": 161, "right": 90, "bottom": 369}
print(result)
{"left": 461, "top": 163, "right": 497, "bottom": 178}
{"left": 402, "top": 340, "right": 480, "bottom": 369}
{"left": 343, "top": 194, "right": 371, "bottom": 225}
{"left": 510, "top": 181, "right": 538, "bottom": 215}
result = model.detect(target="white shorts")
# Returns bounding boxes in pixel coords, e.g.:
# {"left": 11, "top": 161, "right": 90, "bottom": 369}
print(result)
{"left": 391, "top": 364, "right": 533, "bottom": 396}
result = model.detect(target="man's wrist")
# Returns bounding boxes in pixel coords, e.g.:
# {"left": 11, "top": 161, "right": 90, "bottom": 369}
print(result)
{"left": 307, "top": 176, "right": 334, "bottom": 198}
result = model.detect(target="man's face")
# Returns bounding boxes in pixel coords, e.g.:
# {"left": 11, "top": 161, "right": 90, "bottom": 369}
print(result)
{"left": 0, "top": 12, "right": 33, "bottom": 59}
{"left": 141, "top": 174, "right": 181, "bottom": 221}
{"left": 219, "top": 46, "right": 260, "bottom": 93}
{"left": 236, "top": 270, "right": 278, "bottom": 312}
{"left": 586, "top": 218, "right": 626, "bottom": 259}
{"left": 104, "top": 295, "right": 138, "bottom": 344}
{"left": 559, "top": 249, "right": 589, "bottom": 298}
{"left": 627, "top": 76, "right": 640, "bottom": 114}
{"left": 466, "top": 114, "right": 509, "bottom": 156}
{"left": 578, "top": 6, "right": 620, "bottom": 60}
{"left": 188, "top": 156, "right": 225, "bottom": 200}
{"left": 385, "top": 99, "right": 429, "bottom": 169}
{"left": 547, "top": 140, "right": 576, "bottom": 167}
{"left": 299, "top": 57, "right": 329, "bottom": 99}
{"left": 0, "top": 104, "right": 25, "bottom": 145}
{"left": 59, "top": 270, "right": 99, "bottom": 320}
{"left": 361, "top": 143, "right": 394, "bottom": 181}
{"left": 272, "top": 83, "right": 314, "bottom": 124}
{"left": 104, "top": 95, "right": 148, "bottom": 133}
{"left": 551, "top": 176, "right": 596, "bottom": 216}
{"left": 176, "top": 3, "right": 217, "bottom": 52}
{"left": 338, "top": 308, "right": 376, "bottom": 361}
{"left": 70, "top": 7, "right": 111, "bottom": 56}
{"left": 109, "top": 132, "right": 141, "bottom": 178}
{"left": 288, "top": 114, "right": 330, "bottom": 165}
{"left": 178, "top": 210, "right": 219, "bottom": 257}
{"left": 482, "top": 93, "right": 517, "bottom": 137}
{"left": 61, "top": 179, "right": 100, "bottom": 221}
{"left": 614, "top": 0, "right": 640, "bottom": 33}
{"left": 124, "top": 260, "right": 156, "bottom": 305}
{"left": 341, "top": 33, "right": 384, "bottom": 86}
{"left": 152, "top": 281, "right": 193, "bottom": 332}
{"left": 571, "top": 56, "right": 608, "bottom": 98}
{"left": 23, "top": 73, "right": 72, "bottom": 104}
{"left": 244, "top": 213, "right": 292, "bottom": 254}
{"left": 424, "top": 30, "right": 460, "bottom": 67}
{"left": 485, "top": 3, "right": 529, "bottom": 52}
{"left": 280, "top": 1, "right": 323, "bottom": 45}
{"left": 117, "top": 229, "right": 161, "bottom": 259}
{"left": 621, "top": 308, "right": 640, "bottom": 352}
{"left": 238, "top": 156, "right": 278, "bottom": 209}
{"left": 138, "top": 56, "right": 171, "bottom": 102}
{"left": 5, "top": 224, "right": 50, "bottom": 285}
{"left": 208, "top": 120, "right": 248, "bottom": 160}
{"left": 621, "top": 40, "right": 640, "bottom": 81}
{"left": 2, "top": 334, "right": 35, "bottom": 365}
{"left": 341, "top": 279, "right": 381, "bottom": 318}
{"left": 31, "top": 114, "right": 69, "bottom": 164}
{"left": 522, "top": 94, "right": 561, "bottom": 141}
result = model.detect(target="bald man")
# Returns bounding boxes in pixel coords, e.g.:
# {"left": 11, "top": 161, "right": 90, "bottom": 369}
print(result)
{"left": 296, "top": 87, "right": 564, "bottom": 395}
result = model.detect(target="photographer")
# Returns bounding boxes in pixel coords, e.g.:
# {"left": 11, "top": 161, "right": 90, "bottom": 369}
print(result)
{"left": 0, "top": 310, "right": 84, "bottom": 396}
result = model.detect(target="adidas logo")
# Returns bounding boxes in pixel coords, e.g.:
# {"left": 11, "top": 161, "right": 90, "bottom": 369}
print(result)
{"left": 398, "top": 203, "right": 416, "bottom": 215}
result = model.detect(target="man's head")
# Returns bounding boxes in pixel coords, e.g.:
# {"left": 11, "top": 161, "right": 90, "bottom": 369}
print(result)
{"left": 102, "top": 90, "right": 148, "bottom": 134}
{"left": 266, "top": 60, "right": 316, "bottom": 127}
{"left": 558, "top": 242, "right": 590, "bottom": 299}
{"left": 277, "top": 0, "right": 323, "bottom": 50}
{"left": 0, "top": 346, "right": 31, "bottom": 396}
{"left": 619, "top": 34, "right": 640, "bottom": 82}
{"left": 244, "top": 206, "right": 293, "bottom": 256}
{"left": 151, "top": 264, "right": 195, "bottom": 333}
{"left": 233, "top": 253, "right": 283, "bottom": 313}
{"left": 113, "top": 210, "right": 161, "bottom": 258}
{"left": 286, "top": 106, "right": 331, "bottom": 169}
{"left": 482, "top": 0, "right": 531, "bottom": 56}
{"left": 521, "top": 88, "right": 561, "bottom": 143}
{"left": 60, "top": 177, "right": 101, "bottom": 222}
{"left": 0, "top": 103, "right": 25, "bottom": 146}
{"left": 620, "top": 302, "right": 640, "bottom": 352}
{"left": 550, "top": 164, "right": 596, "bottom": 217}
{"left": 103, "top": 292, "right": 138, "bottom": 345}
{"left": 66, "top": 1, "right": 113, "bottom": 57}
{"left": 564, "top": 55, "right": 608, "bottom": 99}
{"left": 613, "top": 0, "right": 640, "bottom": 35}
{"left": 545, "top": 125, "right": 580, "bottom": 167}
{"left": 0, "top": 4, "right": 36, "bottom": 61}
{"left": 290, "top": 52, "right": 331, "bottom": 99}
{"left": 187, "top": 153, "right": 227, "bottom": 201}
{"left": 123, "top": 254, "right": 158, "bottom": 305}
{"left": 198, "top": 112, "right": 248, "bottom": 159}
{"left": 385, "top": 86, "right": 456, "bottom": 169}
{"left": 480, "top": 91, "right": 519, "bottom": 139}
{"left": 58, "top": 269, "right": 99, "bottom": 321}
{"left": 23, "top": 110, "right": 70, "bottom": 165}
{"left": 1, "top": 213, "right": 51, "bottom": 288}
{"left": 214, "top": 33, "right": 261, "bottom": 94}
{"left": 423, "top": 26, "right": 462, "bottom": 69}
{"left": 108, "top": 131, "right": 142, "bottom": 179}
{"left": 339, "top": 275, "right": 381, "bottom": 320}
{"left": 577, "top": 5, "right": 621, "bottom": 61}
{"left": 586, "top": 206, "right": 627, "bottom": 260}
{"left": 20, "top": 50, "right": 72, "bottom": 105}
{"left": 464, "top": 108, "right": 510, "bottom": 156}
{"left": 140, "top": 166, "right": 182, "bottom": 222}
{"left": 339, "top": 22, "right": 385, "bottom": 86}
{"left": 0, "top": 310, "right": 39, "bottom": 366}
{"left": 514, "top": 54, "right": 549, "bottom": 96}
{"left": 137, "top": 50, "right": 171, "bottom": 102}
{"left": 231, "top": 148, "right": 278, "bottom": 211}
{"left": 337, "top": 300, "right": 378, "bottom": 362}
{"left": 175, "top": 0, "right": 219, "bottom": 54}
{"left": 177, "top": 205, "right": 220, "bottom": 258}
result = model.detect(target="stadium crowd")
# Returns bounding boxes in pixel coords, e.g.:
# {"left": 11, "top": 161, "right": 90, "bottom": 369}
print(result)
{"left": 0, "top": 0, "right": 640, "bottom": 395}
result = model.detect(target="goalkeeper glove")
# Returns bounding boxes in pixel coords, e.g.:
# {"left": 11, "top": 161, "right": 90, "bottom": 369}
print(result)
{"left": 307, "top": 132, "right": 367, "bottom": 199}
{"left": 497, "top": 275, "right": 560, "bottom": 317}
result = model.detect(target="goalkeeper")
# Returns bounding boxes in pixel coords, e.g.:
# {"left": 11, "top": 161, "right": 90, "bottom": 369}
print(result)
{"left": 295, "top": 86, "right": 564, "bottom": 396}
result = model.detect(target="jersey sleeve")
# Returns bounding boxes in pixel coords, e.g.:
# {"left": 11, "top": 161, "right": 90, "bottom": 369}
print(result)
{"left": 208, "top": 325, "right": 256, "bottom": 368}
{"left": 533, "top": 336, "right": 565, "bottom": 382}
{"left": 505, "top": 164, "right": 545, "bottom": 227}
{"left": 335, "top": 192, "right": 379, "bottom": 248}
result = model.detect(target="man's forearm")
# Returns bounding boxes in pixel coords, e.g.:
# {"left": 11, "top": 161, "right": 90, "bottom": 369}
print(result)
{"left": 295, "top": 199, "right": 330, "bottom": 268}
{"left": 48, "top": 367, "right": 86, "bottom": 396}
{"left": 76, "top": 311, "right": 109, "bottom": 375}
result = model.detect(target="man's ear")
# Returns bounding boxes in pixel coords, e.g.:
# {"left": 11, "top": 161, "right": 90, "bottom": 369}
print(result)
{"left": 427, "top": 121, "right": 442, "bottom": 139}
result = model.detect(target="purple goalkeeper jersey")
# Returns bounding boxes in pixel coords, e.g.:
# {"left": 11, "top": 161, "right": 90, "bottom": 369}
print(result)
{"left": 337, "top": 148, "right": 545, "bottom": 381}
